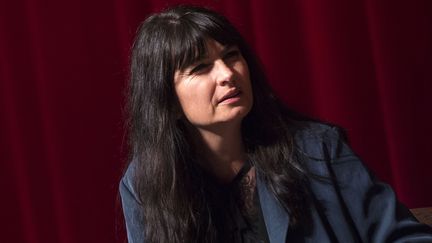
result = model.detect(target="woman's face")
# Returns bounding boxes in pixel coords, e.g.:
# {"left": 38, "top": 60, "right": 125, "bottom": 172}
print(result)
{"left": 174, "top": 39, "right": 253, "bottom": 130}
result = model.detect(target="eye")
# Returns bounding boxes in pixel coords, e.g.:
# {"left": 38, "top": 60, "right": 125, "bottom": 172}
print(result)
{"left": 189, "top": 63, "right": 211, "bottom": 75}
{"left": 223, "top": 49, "right": 241, "bottom": 62}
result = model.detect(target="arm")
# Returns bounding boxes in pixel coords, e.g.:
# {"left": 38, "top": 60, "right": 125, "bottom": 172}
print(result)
{"left": 323, "top": 126, "right": 432, "bottom": 242}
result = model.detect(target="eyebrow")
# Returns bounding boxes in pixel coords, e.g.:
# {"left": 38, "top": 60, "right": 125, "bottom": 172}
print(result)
{"left": 199, "top": 44, "right": 236, "bottom": 61}
{"left": 220, "top": 44, "right": 236, "bottom": 55}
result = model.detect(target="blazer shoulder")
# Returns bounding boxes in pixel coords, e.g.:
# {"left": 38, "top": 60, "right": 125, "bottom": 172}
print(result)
{"left": 120, "top": 159, "right": 140, "bottom": 199}
{"left": 119, "top": 160, "right": 147, "bottom": 243}
{"left": 293, "top": 121, "right": 349, "bottom": 162}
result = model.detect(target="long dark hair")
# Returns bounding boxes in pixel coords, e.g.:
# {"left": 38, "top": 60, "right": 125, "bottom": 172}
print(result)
{"left": 126, "top": 5, "right": 311, "bottom": 242}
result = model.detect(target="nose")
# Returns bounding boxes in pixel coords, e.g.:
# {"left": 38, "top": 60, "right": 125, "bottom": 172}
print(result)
{"left": 214, "top": 60, "right": 235, "bottom": 86}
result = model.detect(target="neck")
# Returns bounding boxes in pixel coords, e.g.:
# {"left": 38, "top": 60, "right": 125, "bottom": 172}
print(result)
{"left": 189, "top": 122, "right": 246, "bottom": 184}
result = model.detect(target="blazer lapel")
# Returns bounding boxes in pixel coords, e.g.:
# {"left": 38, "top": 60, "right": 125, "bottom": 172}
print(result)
{"left": 257, "top": 175, "right": 290, "bottom": 243}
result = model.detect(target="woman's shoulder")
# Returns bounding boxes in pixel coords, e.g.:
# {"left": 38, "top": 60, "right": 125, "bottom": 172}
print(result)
{"left": 120, "top": 158, "right": 140, "bottom": 198}
{"left": 292, "top": 121, "right": 341, "bottom": 139}
{"left": 291, "top": 121, "right": 349, "bottom": 162}
{"left": 119, "top": 158, "right": 147, "bottom": 242}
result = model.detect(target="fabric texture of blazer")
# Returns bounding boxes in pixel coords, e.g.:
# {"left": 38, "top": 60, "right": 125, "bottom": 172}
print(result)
{"left": 119, "top": 123, "right": 432, "bottom": 242}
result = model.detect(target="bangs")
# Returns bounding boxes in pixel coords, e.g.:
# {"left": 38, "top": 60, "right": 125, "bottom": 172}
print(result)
{"left": 169, "top": 13, "right": 241, "bottom": 71}
{"left": 171, "top": 30, "right": 208, "bottom": 71}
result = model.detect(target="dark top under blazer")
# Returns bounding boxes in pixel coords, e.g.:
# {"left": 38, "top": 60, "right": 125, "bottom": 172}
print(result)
{"left": 119, "top": 123, "right": 432, "bottom": 242}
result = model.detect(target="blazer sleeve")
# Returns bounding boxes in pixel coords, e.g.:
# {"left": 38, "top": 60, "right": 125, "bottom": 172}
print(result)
{"left": 119, "top": 172, "right": 146, "bottom": 243}
{"left": 320, "top": 125, "right": 432, "bottom": 242}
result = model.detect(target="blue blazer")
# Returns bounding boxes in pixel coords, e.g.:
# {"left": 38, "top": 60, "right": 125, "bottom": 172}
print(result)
{"left": 120, "top": 123, "right": 432, "bottom": 242}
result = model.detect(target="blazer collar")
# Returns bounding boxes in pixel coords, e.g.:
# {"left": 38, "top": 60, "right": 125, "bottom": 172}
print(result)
{"left": 257, "top": 175, "right": 290, "bottom": 243}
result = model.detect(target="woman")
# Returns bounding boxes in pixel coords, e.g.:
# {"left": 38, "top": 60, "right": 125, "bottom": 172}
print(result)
{"left": 120, "top": 5, "right": 432, "bottom": 243}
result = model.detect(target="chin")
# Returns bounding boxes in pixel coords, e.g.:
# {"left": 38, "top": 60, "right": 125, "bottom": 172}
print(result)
{"left": 221, "top": 106, "right": 251, "bottom": 123}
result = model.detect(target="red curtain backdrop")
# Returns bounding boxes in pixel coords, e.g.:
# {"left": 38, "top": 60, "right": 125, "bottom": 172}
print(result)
{"left": 1, "top": 0, "right": 431, "bottom": 242}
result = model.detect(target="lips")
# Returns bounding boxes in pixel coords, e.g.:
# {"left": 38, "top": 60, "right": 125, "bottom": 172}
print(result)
{"left": 218, "top": 89, "right": 241, "bottom": 104}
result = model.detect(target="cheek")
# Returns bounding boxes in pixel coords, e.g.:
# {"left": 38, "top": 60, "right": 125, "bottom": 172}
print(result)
{"left": 177, "top": 90, "right": 195, "bottom": 114}
{"left": 235, "top": 59, "right": 251, "bottom": 83}
{"left": 238, "top": 61, "right": 252, "bottom": 98}
{"left": 176, "top": 83, "right": 215, "bottom": 120}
